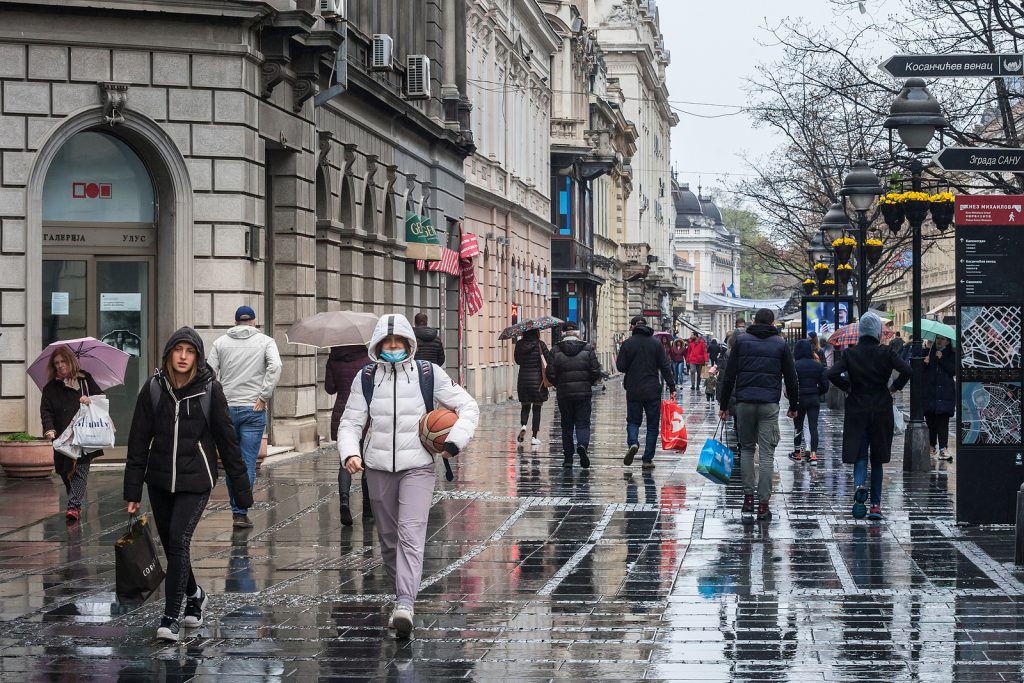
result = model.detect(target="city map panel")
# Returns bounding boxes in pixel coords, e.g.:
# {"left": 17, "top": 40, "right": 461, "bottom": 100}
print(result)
{"left": 961, "top": 381, "right": 1022, "bottom": 445}
{"left": 960, "top": 305, "right": 1022, "bottom": 369}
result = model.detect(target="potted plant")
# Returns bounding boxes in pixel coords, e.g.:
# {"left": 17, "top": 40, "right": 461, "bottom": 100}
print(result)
{"left": 819, "top": 279, "right": 836, "bottom": 296}
{"left": 930, "top": 191, "right": 955, "bottom": 231}
{"left": 813, "top": 262, "right": 831, "bottom": 284}
{"left": 864, "top": 238, "right": 884, "bottom": 266}
{"left": 879, "top": 192, "right": 906, "bottom": 233}
{"left": 902, "top": 191, "right": 931, "bottom": 226}
{"left": 802, "top": 278, "right": 816, "bottom": 295}
{"left": 0, "top": 433, "right": 53, "bottom": 479}
{"left": 836, "top": 263, "right": 853, "bottom": 285}
{"left": 831, "top": 236, "right": 856, "bottom": 264}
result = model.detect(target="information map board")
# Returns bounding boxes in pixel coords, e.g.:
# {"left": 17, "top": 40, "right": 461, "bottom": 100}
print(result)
{"left": 955, "top": 196, "right": 1024, "bottom": 524}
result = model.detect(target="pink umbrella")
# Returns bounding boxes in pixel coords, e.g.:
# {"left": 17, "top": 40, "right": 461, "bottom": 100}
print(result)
{"left": 28, "top": 337, "right": 131, "bottom": 391}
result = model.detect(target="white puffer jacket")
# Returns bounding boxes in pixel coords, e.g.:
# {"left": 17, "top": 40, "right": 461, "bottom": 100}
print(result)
{"left": 337, "top": 314, "right": 479, "bottom": 472}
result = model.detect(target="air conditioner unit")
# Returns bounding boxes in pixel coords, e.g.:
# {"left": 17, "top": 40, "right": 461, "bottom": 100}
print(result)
{"left": 318, "top": 0, "right": 346, "bottom": 20}
{"left": 371, "top": 34, "right": 394, "bottom": 70}
{"left": 405, "top": 55, "right": 431, "bottom": 99}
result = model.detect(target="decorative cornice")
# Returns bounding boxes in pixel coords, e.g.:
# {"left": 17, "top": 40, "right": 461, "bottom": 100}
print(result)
{"left": 365, "top": 154, "right": 379, "bottom": 186}
{"left": 98, "top": 82, "right": 129, "bottom": 125}
{"left": 341, "top": 143, "right": 358, "bottom": 177}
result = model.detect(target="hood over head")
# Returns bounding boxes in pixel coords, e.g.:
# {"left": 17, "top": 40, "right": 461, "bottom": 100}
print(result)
{"left": 746, "top": 323, "right": 780, "bottom": 339}
{"left": 367, "top": 313, "right": 417, "bottom": 363}
{"left": 162, "top": 326, "right": 206, "bottom": 369}
{"left": 227, "top": 324, "right": 260, "bottom": 339}
{"left": 632, "top": 323, "right": 654, "bottom": 337}
{"left": 859, "top": 312, "right": 883, "bottom": 341}
{"left": 793, "top": 339, "right": 813, "bottom": 360}
{"left": 558, "top": 335, "right": 587, "bottom": 356}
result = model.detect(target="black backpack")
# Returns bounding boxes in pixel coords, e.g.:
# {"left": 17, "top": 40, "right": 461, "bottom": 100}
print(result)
{"left": 360, "top": 360, "right": 434, "bottom": 411}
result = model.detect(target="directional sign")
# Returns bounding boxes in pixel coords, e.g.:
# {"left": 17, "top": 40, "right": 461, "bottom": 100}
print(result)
{"left": 880, "top": 53, "right": 1024, "bottom": 78}
{"left": 933, "top": 147, "right": 1024, "bottom": 173}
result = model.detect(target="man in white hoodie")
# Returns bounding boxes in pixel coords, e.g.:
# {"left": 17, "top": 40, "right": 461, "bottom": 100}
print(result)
{"left": 207, "top": 305, "right": 282, "bottom": 529}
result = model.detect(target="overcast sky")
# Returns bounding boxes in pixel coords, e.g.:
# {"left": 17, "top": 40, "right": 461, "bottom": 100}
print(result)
{"left": 660, "top": 0, "right": 896, "bottom": 199}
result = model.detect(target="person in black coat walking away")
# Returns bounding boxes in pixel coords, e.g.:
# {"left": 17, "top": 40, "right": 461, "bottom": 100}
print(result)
{"left": 789, "top": 339, "right": 829, "bottom": 465}
{"left": 325, "top": 344, "right": 372, "bottom": 525}
{"left": 514, "top": 329, "right": 550, "bottom": 447}
{"left": 707, "top": 338, "right": 722, "bottom": 368}
{"left": 827, "top": 314, "right": 911, "bottom": 521}
{"left": 923, "top": 335, "right": 956, "bottom": 461}
{"left": 412, "top": 312, "right": 445, "bottom": 366}
{"left": 547, "top": 322, "right": 602, "bottom": 469}
{"left": 123, "top": 327, "right": 253, "bottom": 643}
{"left": 719, "top": 309, "right": 799, "bottom": 521}
{"left": 40, "top": 345, "right": 104, "bottom": 523}
{"left": 616, "top": 315, "right": 676, "bottom": 470}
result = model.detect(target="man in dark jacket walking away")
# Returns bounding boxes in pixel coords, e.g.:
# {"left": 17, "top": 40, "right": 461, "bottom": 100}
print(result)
{"left": 719, "top": 308, "right": 799, "bottom": 521}
{"left": 547, "top": 322, "right": 602, "bottom": 469}
{"left": 790, "top": 339, "right": 829, "bottom": 465}
{"left": 707, "top": 338, "right": 722, "bottom": 368}
{"left": 828, "top": 313, "right": 911, "bottom": 521}
{"left": 412, "top": 312, "right": 445, "bottom": 366}
{"left": 616, "top": 315, "right": 676, "bottom": 469}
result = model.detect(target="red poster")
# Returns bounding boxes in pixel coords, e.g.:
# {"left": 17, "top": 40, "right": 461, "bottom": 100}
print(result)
{"left": 955, "top": 195, "right": 1024, "bottom": 226}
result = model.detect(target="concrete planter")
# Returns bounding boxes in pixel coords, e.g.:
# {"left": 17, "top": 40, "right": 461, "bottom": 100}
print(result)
{"left": 0, "top": 441, "right": 54, "bottom": 479}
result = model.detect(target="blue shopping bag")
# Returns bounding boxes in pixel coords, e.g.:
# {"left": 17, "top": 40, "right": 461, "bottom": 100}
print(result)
{"left": 696, "top": 420, "right": 734, "bottom": 485}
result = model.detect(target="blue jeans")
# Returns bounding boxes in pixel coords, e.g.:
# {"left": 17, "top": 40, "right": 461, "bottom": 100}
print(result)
{"left": 853, "top": 427, "right": 883, "bottom": 506}
{"left": 558, "top": 398, "right": 592, "bottom": 458}
{"left": 225, "top": 406, "right": 266, "bottom": 515}
{"left": 626, "top": 399, "right": 661, "bottom": 461}
{"left": 674, "top": 361, "right": 687, "bottom": 385}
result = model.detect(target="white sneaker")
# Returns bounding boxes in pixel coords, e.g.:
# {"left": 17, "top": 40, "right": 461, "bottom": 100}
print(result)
{"left": 531, "top": 437, "right": 540, "bottom": 446}
{"left": 517, "top": 426, "right": 527, "bottom": 443}
{"left": 392, "top": 606, "right": 414, "bottom": 639}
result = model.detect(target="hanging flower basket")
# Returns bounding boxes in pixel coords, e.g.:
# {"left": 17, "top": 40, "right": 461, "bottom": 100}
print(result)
{"left": 864, "top": 239, "right": 883, "bottom": 266}
{"left": 836, "top": 263, "right": 853, "bottom": 285}
{"left": 813, "top": 263, "right": 831, "bottom": 284}
{"left": 879, "top": 195, "right": 906, "bottom": 234}
{"left": 930, "top": 192, "right": 955, "bottom": 232}
{"left": 802, "top": 279, "right": 816, "bottom": 295}
{"left": 902, "top": 191, "right": 931, "bottom": 226}
{"left": 819, "top": 280, "right": 836, "bottom": 296}
{"left": 831, "top": 237, "right": 856, "bottom": 265}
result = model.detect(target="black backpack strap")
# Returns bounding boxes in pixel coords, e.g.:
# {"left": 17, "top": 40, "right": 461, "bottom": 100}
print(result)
{"left": 360, "top": 363, "right": 376, "bottom": 405}
{"left": 149, "top": 376, "right": 162, "bottom": 415}
{"left": 417, "top": 360, "right": 434, "bottom": 412}
{"left": 200, "top": 380, "right": 213, "bottom": 424}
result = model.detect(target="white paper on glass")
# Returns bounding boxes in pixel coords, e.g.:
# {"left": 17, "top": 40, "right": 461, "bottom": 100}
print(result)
{"left": 51, "top": 292, "right": 69, "bottom": 316}
{"left": 100, "top": 293, "right": 142, "bottom": 312}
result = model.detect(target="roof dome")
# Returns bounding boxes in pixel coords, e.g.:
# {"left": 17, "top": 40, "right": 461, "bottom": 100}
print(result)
{"left": 699, "top": 197, "right": 724, "bottom": 226}
{"left": 673, "top": 182, "right": 703, "bottom": 216}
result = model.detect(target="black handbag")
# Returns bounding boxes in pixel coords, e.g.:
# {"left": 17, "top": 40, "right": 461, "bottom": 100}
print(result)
{"left": 114, "top": 513, "right": 165, "bottom": 602}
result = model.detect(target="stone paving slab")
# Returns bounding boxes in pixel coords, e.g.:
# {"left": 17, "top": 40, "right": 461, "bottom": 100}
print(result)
{"left": 1, "top": 380, "right": 1023, "bottom": 680}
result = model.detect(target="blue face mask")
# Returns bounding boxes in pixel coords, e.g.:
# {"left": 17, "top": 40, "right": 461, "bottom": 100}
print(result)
{"left": 380, "top": 349, "right": 408, "bottom": 364}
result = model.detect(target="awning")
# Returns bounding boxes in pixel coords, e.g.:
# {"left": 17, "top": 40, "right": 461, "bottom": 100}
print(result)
{"left": 927, "top": 296, "right": 956, "bottom": 316}
{"left": 699, "top": 292, "right": 789, "bottom": 310}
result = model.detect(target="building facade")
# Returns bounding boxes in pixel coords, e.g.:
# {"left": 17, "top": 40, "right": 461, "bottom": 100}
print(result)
{"left": 0, "top": 0, "right": 472, "bottom": 449}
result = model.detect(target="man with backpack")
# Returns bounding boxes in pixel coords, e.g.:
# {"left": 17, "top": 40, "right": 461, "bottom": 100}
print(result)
{"left": 546, "top": 322, "right": 602, "bottom": 469}
{"left": 207, "top": 305, "right": 282, "bottom": 529}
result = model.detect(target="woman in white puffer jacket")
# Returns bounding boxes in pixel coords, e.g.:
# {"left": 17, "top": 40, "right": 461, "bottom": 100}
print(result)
{"left": 338, "top": 313, "right": 479, "bottom": 639}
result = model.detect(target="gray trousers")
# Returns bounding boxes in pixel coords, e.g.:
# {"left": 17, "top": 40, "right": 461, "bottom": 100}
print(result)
{"left": 734, "top": 402, "right": 781, "bottom": 501}
{"left": 365, "top": 464, "right": 435, "bottom": 608}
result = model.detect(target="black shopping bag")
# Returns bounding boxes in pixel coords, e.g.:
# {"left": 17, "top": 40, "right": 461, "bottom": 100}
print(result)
{"left": 114, "top": 513, "right": 165, "bottom": 602}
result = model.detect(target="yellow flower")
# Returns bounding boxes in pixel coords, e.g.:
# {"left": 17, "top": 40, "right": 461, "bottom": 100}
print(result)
{"left": 831, "top": 237, "right": 856, "bottom": 248}
{"left": 813, "top": 262, "right": 830, "bottom": 270}
{"left": 823, "top": 279, "right": 836, "bottom": 285}
{"left": 803, "top": 278, "right": 815, "bottom": 284}
{"left": 836, "top": 263, "right": 853, "bottom": 271}
{"left": 930, "top": 192, "right": 955, "bottom": 203}
{"left": 901, "top": 191, "right": 931, "bottom": 202}
{"left": 865, "top": 238, "right": 883, "bottom": 246}
{"left": 879, "top": 192, "right": 905, "bottom": 205}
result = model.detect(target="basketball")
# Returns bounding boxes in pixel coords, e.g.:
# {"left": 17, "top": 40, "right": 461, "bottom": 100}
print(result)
{"left": 419, "top": 408, "right": 459, "bottom": 454}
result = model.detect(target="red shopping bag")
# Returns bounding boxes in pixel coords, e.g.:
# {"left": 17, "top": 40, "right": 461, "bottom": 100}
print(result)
{"left": 660, "top": 400, "right": 688, "bottom": 452}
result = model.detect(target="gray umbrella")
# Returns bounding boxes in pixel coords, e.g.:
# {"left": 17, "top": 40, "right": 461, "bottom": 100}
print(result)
{"left": 285, "top": 311, "right": 379, "bottom": 348}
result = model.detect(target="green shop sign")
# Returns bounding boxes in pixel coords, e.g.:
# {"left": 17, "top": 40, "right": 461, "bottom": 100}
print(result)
{"left": 404, "top": 211, "right": 442, "bottom": 261}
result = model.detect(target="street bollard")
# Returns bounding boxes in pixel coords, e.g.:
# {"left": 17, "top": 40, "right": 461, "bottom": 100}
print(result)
{"left": 1016, "top": 483, "right": 1024, "bottom": 565}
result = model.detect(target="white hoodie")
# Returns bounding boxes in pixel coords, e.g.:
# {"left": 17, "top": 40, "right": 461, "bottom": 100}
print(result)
{"left": 207, "top": 325, "right": 283, "bottom": 407}
{"left": 337, "top": 314, "right": 480, "bottom": 472}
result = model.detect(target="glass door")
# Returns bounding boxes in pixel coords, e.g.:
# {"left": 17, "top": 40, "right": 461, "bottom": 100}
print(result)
{"left": 42, "top": 260, "right": 88, "bottom": 345}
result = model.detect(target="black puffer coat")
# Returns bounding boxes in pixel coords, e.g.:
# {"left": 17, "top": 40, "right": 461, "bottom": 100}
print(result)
{"left": 325, "top": 344, "right": 370, "bottom": 437}
{"left": 123, "top": 327, "right": 252, "bottom": 505}
{"left": 793, "top": 339, "right": 829, "bottom": 407}
{"left": 514, "top": 334, "right": 550, "bottom": 404}
{"left": 719, "top": 323, "right": 799, "bottom": 408}
{"left": 40, "top": 371, "right": 104, "bottom": 459}
{"left": 615, "top": 323, "right": 675, "bottom": 402}
{"left": 413, "top": 326, "right": 445, "bottom": 366}
{"left": 923, "top": 343, "right": 956, "bottom": 417}
{"left": 547, "top": 335, "right": 602, "bottom": 401}
{"left": 828, "top": 337, "right": 912, "bottom": 465}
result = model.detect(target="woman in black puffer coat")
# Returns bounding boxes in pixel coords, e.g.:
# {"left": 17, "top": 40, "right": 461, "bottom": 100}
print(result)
{"left": 923, "top": 335, "right": 956, "bottom": 460}
{"left": 123, "top": 327, "right": 252, "bottom": 643}
{"left": 514, "top": 329, "right": 550, "bottom": 446}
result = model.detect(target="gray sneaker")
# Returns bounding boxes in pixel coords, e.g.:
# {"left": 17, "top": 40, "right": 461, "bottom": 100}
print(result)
{"left": 623, "top": 444, "right": 639, "bottom": 466}
{"left": 392, "top": 606, "right": 414, "bottom": 639}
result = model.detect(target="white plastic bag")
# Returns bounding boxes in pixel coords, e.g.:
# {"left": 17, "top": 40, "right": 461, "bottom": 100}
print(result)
{"left": 893, "top": 405, "right": 906, "bottom": 434}
{"left": 72, "top": 396, "right": 115, "bottom": 451}
{"left": 53, "top": 411, "right": 84, "bottom": 459}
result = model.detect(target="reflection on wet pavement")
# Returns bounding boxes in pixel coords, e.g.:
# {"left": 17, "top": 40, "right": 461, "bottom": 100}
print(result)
{"left": 1, "top": 380, "right": 1022, "bottom": 680}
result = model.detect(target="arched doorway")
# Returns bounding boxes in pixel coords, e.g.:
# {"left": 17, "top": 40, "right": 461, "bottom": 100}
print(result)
{"left": 40, "top": 130, "right": 156, "bottom": 447}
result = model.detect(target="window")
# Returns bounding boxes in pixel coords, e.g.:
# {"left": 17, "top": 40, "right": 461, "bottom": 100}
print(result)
{"left": 556, "top": 174, "right": 572, "bottom": 236}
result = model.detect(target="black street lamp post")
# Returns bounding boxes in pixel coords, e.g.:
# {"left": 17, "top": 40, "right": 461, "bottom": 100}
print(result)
{"left": 820, "top": 202, "right": 852, "bottom": 331}
{"left": 839, "top": 161, "right": 884, "bottom": 316}
{"left": 883, "top": 77, "right": 949, "bottom": 473}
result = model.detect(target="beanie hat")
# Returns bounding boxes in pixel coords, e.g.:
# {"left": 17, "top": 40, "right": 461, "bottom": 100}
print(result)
{"left": 630, "top": 315, "right": 646, "bottom": 327}
{"left": 859, "top": 312, "right": 882, "bottom": 341}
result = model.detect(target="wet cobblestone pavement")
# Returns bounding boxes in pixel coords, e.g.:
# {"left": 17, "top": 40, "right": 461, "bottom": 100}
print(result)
{"left": 2, "top": 381, "right": 1023, "bottom": 681}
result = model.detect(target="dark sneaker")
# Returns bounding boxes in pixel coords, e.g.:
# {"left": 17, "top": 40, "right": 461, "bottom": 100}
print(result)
{"left": 756, "top": 501, "right": 771, "bottom": 521}
{"left": 156, "top": 617, "right": 180, "bottom": 642}
{"left": 232, "top": 513, "right": 253, "bottom": 529}
{"left": 576, "top": 445, "right": 590, "bottom": 469}
{"left": 788, "top": 450, "right": 802, "bottom": 462}
{"left": 562, "top": 454, "right": 573, "bottom": 468}
{"left": 809, "top": 452, "right": 817, "bottom": 465}
{"left": 742, "top": 494, "right": 754, "bottom": 515}
{"left": 867, "top": 505, "right": 883, "bottom": 521}
{"left": 641, "top": 461, "right": 655, "bottom": 471}
{"left": 181, "top": 588, "right": 208, "bottom": 628}
{"left": 623, "top": 444, "right": 639, "bottom": 466}
{"left": 340, "top": 505, "right": 353, "bottom": 527}
{"left": 852, "top": 487, "right": 868, "bottom": 519}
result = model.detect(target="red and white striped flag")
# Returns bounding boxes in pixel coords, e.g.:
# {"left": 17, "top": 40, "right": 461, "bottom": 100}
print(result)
{"left": 459, "top": 232, "right": 483, "bottom": 316}
{"left": 415, "top": 247, "right": 460, "bottom": 276}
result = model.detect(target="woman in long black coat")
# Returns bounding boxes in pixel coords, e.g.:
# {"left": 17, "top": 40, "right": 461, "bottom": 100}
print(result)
{"left": 514, "top": 329, "right": 550, "bottom": 447}
{"left": 827, "top": 314, "right": 911, "bottom": 521}
{"left": 923, "top": 335, "right": 956, "bottom": 461}
{"left": 40, "top": 345, "right": 103, "bottom": 523}
{"left": 325, "top": 344, "right": 371, "bottom": 526}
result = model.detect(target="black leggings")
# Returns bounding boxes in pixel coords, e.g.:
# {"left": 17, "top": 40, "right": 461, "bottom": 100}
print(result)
{"left": 520, "top": 403, "right": 542, "bottom": 436}
{"left": 148, "top": 487, "right": 209, "bottom": 620}
{"left": 794, "top": 404, "right": 820, "bottom": 452}
{"left": 338, "top": 467, "right": 370, "bottom": 506}
{"left": 925, "top": 412, "right": 951, "bottom": 450}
